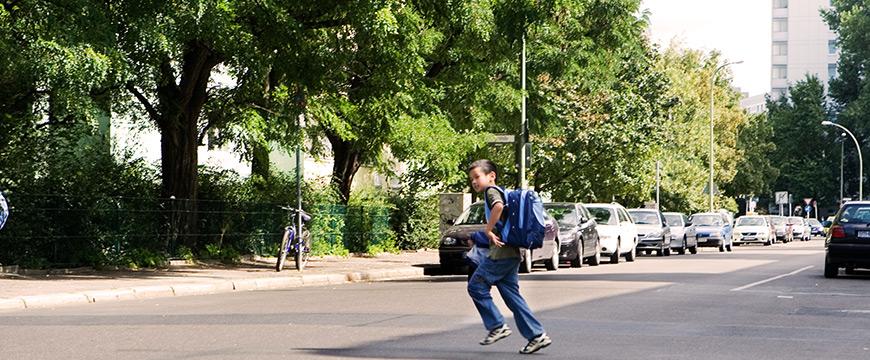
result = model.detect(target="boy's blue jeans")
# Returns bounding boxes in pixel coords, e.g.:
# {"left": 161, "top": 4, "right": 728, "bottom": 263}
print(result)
{"left": 467, "top": 256, "right": 545, "bottom": 340}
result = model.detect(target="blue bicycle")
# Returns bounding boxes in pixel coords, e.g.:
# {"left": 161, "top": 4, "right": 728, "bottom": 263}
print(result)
{"left": 275, "top": 206, "right": 312, "bottom": 272}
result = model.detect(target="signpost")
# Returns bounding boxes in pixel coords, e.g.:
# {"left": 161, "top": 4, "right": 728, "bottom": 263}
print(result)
{"left": 775, "top": 191, "right": 788, "bottom": 216}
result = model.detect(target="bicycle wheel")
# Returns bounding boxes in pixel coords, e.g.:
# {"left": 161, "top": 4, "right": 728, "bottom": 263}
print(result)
{"left": 276, "top": 229, "right": 290, "bottom": 272}
{"left": 295, "top": 230, "right": 311, "bottom": 271}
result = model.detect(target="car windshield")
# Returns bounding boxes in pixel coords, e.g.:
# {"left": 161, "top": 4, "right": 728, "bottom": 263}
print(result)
{"left": 736, "top": 217, "right": 765, "bottom": 226}
{"left": 808, "top": 219, "right": 822, "bottom": 226}
{"left": 664, "top": 214, "right": 683, "bottom": 226}
{"left": 771, "top": 217, "right": 786, "bottom": 226}
{"left": 545, "top": 205, "right": 579, "bottom": 227}
{"left": 691, "top": 215, "right": 722, "bottom": 226}
{"left": 587, "top": 207, "right": 616, "bottom": 226}
{"left": 629, "top": 211, "right": 660, "bottom": 225}
{"left": 787, "top": 217, "right": 803, "bottom": 225}
{"left": 838, "top": 205, "right": 870, "bottom": 224}
{"left": 455, "top": 204, "right": 486, "bottom": 225}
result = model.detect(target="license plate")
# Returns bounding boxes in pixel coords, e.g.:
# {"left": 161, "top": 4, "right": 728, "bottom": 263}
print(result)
{"left": 859, "top": 231, "right": 870, "bottom": 238}
{"left": 698, "top": 233, "right": 709, "bottom": 237}
{"left": 742, "top": 237, "right": 755, "bottom": 241}
{"left": 698, "top": 238, "right": 707, "bottom": 243}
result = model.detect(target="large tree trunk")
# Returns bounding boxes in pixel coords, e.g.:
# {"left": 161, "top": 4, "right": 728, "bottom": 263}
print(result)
{"left": 150, "top": 41, "right": 222, "bottom": 250}
{"left": 326, "top": 130, "right": 361, "bottom": 204}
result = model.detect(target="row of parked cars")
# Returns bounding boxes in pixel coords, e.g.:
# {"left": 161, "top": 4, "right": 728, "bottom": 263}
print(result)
{"left": 439, "top": 201, "right": 820, "bottom": 274}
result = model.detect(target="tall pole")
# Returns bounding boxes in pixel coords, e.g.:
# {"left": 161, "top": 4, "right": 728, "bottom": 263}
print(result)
{"left": 296, "top": 113, "right": 303, "bottom": 236}
{"left": 823, "top": 121, "right": 863, "bottom": 200}
{"left": 656, "top": 160, "right": 661, "bottom": 210}
{"left": 840, "top": 136, "right": 844, "bottom": 204}
{"left": 519, "top": 33, "right": 528, "bottom": 189}
{"left": 709, "top": 60, "right": 742, "bottom": 212}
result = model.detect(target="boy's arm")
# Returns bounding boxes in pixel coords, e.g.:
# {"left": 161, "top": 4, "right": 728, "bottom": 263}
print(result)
{"left": 486, "top": 203, "right": 506, "bottom": 247}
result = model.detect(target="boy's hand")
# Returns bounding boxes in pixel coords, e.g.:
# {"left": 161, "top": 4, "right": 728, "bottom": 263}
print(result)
{"left": 487, "top": 231, "right": 505, "bottom": 247}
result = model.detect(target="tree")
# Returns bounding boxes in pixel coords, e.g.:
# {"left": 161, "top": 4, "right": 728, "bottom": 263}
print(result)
{"left": 725, "top": 113, "right": 779, "bottom": 198}
{"left": 823, "top": 1, "right": 870, "bottom": 199}
{"left": 767, "top": 76, "right": 839, "bottom": 205}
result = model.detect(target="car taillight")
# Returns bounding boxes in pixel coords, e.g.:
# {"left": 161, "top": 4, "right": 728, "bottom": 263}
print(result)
{"left": 831, "top": 225, "right": 846, "bottom": 239}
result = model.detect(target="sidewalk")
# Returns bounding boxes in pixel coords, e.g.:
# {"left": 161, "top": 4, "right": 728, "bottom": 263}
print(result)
{"left": 0, "top": 250, "right": 439, "bottom": 311}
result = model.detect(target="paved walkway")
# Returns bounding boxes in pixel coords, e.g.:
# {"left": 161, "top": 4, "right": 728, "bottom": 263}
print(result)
{"left": 0, "top": 250, "right": 439, "bottom": 311}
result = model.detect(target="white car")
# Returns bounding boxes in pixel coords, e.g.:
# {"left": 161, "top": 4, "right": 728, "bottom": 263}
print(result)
{"left": 664, "top": 212, "right": 698, "bottom": 254}
{"left": 585, "top": 203, "right": 638, "bottom": 264}
{"left": 787, "top": 216, "right": 811, "bottom": 241}
{"left": 733, "top": 215, "right": 774, "bottom": 246}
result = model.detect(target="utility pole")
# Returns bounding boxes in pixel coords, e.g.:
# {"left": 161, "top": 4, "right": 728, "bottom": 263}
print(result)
{"left": 519, "top": 33, "right": 528, "bottom": 189}
{"left": 656, "top": 160, "right": 661, "bottom": 210}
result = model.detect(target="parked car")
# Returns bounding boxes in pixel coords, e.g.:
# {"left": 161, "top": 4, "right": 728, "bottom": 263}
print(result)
{"left": 544, "top": 202, "right": 601, "bottom": 268}
{"left": 439, "top": 202, "right": 560, "bottom": 274}
{"left": 628, "top": 209, "right": 672, "bottom": 256}
{"left": 808, "top": 218, "right": 825, "bottom": 236}
{"left": 733, "top": 215, "right": 774, "bottom": 246}
{"left": 769, "top": 215, "right": 792, "bottom": 243}
{"left": 585, "top": 203, "right": 638, "bottom": 263}
{"left": 664, "top": 212, "right": 699, "bottom": 254}
{"left": 689, "top": 212, "right": 733, "bottom": 252}
{"left": 824, "top": 201, "right": 870, "bottom": 278}
{"left": 788, "top": 216, "right": 811, "bottom": 241}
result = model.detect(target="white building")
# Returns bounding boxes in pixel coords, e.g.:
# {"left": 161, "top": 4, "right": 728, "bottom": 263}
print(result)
{"left": 770, "top": 0, "right": 839, "bottom": 98}
{"left": 740, "top": 93, "right": 768, "bottom": 115}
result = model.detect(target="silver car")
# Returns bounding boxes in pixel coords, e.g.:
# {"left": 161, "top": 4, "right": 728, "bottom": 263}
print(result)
{"left": 628, "top": 209, "right": 672, "bottom": 256}
{"left": 664, "top": 212, "right": 698, "bottom": 254}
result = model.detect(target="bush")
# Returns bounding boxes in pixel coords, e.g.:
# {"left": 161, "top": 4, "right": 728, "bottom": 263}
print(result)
{"left": 345, "top": 188, "right": 398, "bottom": 255}
{"left": 389, "top": 190, "right": 440, "bottom": 250}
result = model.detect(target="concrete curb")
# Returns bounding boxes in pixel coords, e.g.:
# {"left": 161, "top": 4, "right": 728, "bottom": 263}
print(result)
{"left": 0, "top": 267, "right": 426, "bottom": 311}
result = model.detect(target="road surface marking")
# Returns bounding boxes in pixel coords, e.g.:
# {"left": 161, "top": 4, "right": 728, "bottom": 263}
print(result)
{"left": 730, "top": 266, "right": 814, "bottom": 292}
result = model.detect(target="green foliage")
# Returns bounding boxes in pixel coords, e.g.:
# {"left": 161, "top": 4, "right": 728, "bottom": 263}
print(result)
{"left": 390, "top": 190, "right": 441, "bottom": 250}
{"left": 345, "top": 189, "right": 398, "bottom": 255}
{"left": 767, "top": 77, "right": 839, "bottom": 204}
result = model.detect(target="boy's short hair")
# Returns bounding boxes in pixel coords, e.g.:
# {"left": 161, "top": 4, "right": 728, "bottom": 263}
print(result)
{"left": 468, "top": 159, "right": 498, "bottom": 175}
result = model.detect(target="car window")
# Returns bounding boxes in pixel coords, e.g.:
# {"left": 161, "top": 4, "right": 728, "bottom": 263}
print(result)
{"left": 770, "top": 217, "right": 785, "bottom": 226}
{"left": 455, "top": 204, "right": 486, "bottom": 225}
{"left": 629, "top": 211, "right": 661, "bottom": 225}
{"left": 580, "top": 206, "right": 592, "bottom": 221}
{"left": 618, "top": 209, "right": 631, "bottom": 222}
{"left": 664, "top": 214, "right": 683, "bottom": 226}
{"left": 545, "top": 205, "right": 579, "bottom": 227}
{"left": 839, "top": 205, "right": 870, "bottom": 224}
{"left": 787, "top": 217, "right": 803, "bottom": 225}
{"left": 736, "top": 217, "right": 765, "bottom": 226}
{"left": 587, "top": 207, "right": 617, "bottom": 226}
{"left": 691, "top": 215, "right": 722, "bottom": 226}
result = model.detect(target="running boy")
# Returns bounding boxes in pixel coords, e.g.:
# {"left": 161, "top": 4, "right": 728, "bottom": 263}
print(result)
{"left": 466, "top": 159, "right": 551, "bottom": 354}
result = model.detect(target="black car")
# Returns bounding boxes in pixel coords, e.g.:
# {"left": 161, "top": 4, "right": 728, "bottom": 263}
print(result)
{"left": 825, "top": 201, "right": 870, "bottom": 278}
{"left": 544, "top": 202, "right": 601, "bottom": 268}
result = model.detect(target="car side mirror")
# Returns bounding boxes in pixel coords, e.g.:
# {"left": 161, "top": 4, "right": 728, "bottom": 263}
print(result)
{"left": 446, "top": 219, "right": 455, "bottom": 226}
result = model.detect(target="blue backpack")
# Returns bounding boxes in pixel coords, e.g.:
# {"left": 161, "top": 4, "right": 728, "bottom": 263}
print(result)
{"left": 482, "top": 186, "right": 547, "bottom": 249}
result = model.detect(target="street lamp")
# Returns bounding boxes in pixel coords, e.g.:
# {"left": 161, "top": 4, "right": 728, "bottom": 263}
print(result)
{"left": 709, "top": 60, "right": 743, "bottom": 211}
{"left": 822, "top": 121, "right": 863, "bottom": 200}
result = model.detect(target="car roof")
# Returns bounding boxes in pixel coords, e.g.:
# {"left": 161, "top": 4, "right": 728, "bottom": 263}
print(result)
{"left": 544, "top": 202, "right": 578, "bottom": 207}
{"left": 628, "top": 208, "right": 657, "bottom": 212}
{"left": 662, "top": 212, "right": 684, "bottom": 215}
{"left": 586, "top": 203, "right": 621, "bottom": 208}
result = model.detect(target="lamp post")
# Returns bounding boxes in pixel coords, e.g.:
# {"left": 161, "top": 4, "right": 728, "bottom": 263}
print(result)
{"left": 709, "top": 60, "right": 743, "bottom": 211}
{"left": 822, "top": 121, "right": 863, "bottom": 200}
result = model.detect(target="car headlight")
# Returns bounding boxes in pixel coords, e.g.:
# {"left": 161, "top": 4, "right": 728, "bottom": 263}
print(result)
{"left": 442, "top": 237, "right": 457, "bottom": 246}
{"left": 648, "top": 231, "right": 663, "bottom": 238}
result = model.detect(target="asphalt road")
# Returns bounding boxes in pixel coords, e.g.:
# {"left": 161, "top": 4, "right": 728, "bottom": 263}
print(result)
{"left": 2, "top": 238, "right": 869, "bottom": 360}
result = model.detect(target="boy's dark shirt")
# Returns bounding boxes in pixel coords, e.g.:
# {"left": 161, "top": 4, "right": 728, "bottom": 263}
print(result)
{"left": 485, "top": 187, "right": 520, "bottom": 259}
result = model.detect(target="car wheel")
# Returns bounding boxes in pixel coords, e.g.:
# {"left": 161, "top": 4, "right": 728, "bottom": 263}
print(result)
{"left": 656, "top": 250, "right": 664, "bottom": 257}
{"left": 519, "top": 249, "right": 533, "bottom": 274}
{"left": 545, "top": 241, "right": 559, "bottom": 271}
{"left": 588, "top": 244, "right": 601, "bottom": 266}
{"left": 824, "top": 257, "right": 838, "bottom": 278}
{"left": 571, "top": 241, "right": 583, "bottom": 268}
{"left": 679, "top": 237, "right": 687, "bottom": 255}
{"left": 664, "top": 246, "right": 671, "bottom": 256}
{"left": 689, "top": 245, "right": 698, "bottom": 255}
{"left": 610, "top": 239, "right": 620, "bottom": 264}
{"left": 644, "top": 250, "right": 651, "bottom": 255}
{"left": 625, "top": 246, "right": 636, "bottom": 262}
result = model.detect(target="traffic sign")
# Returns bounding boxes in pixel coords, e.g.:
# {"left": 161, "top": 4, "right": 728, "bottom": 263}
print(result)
{"left": 775, "top": 191, "right": 788, "bottom": 205}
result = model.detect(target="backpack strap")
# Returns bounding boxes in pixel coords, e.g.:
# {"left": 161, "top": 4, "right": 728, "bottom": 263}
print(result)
{"left": 483, "top": 186, "right": 510, "bottom": 242}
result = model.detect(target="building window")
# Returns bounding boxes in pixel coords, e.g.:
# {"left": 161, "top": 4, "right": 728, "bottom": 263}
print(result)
{"left": 772, "top": 65, "right": 787, "bottom": 79}
{"left": 773, "top": 18, "right": 788, "bottom": 32}
{"left": 774, "top": 0, "right": 788, "bottom": 9}
{"left": 772, "top": 88, "right": 788, "bottom": 97}
{"left": 773, "top": 42, "right": 788, "bottom": 56}
{"left": 829, "top": 63, "right": 838, "bottom": 80}
{"left": 829, "top": 39, "right": 838, "bottom": 55}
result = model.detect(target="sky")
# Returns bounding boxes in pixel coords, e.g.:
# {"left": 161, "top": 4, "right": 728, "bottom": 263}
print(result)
{"left": 641, "top": 0, "right": 771, "bottom": 96}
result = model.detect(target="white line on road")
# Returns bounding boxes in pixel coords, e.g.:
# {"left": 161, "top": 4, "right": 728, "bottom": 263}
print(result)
{"left": 730, "top": 265, "right": 815, "bottom": 292}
